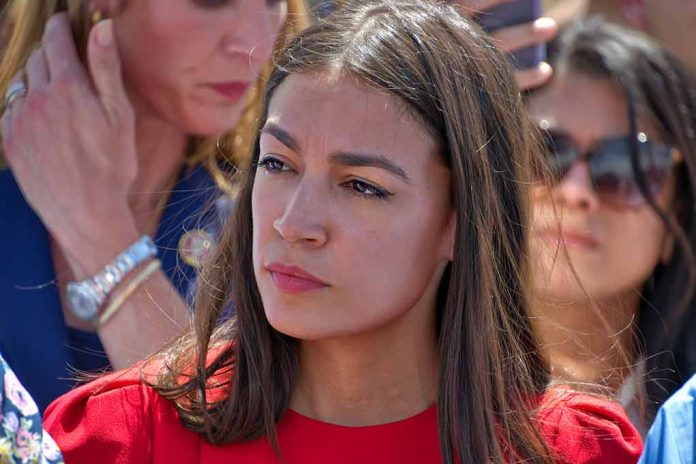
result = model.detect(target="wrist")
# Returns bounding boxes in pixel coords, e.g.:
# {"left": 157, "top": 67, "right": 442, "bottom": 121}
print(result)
{"left": 56, "top": 210, "right": 142, "bottom": 280}
{"left": 65, "top": 237, "right": 159, "bottom": 323}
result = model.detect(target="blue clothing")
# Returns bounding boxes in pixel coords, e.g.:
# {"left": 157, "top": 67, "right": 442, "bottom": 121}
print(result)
{"left": 640, "top": 374, "right": 696, "bottom": 464}
{"left": 0, "top": 352, "right": 64, "bottom": 463}
{"left": 0, "top": 165, "right": 222, "bottom": 412}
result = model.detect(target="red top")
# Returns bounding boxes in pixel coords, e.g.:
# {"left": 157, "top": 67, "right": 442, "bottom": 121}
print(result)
{"left": 44, "top": 369, "right": 642, "bottom": 464}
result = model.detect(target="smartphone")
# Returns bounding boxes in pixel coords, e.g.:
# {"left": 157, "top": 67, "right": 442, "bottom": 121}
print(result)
{"left": 475, "top": 0, "right": 545, "bottom": 70}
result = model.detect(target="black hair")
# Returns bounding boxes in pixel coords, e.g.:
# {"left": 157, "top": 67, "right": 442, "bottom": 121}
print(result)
{"left": 546, "top": 17, "right": 696, "bottom": 414}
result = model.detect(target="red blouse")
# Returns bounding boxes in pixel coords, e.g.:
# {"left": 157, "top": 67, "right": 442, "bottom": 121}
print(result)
{"left": 44, "top": 369, "right": 642, "bottom": 464}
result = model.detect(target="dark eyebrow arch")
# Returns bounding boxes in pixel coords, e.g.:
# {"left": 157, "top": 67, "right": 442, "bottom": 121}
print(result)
{"left": 261, "top": 123, "right": 300, "bottom": 152}
{"left": 330, "top": 152, "right": 412, "bottom": 183}
{"left": 261, "top": 122, "right": 411, "bottom": 183}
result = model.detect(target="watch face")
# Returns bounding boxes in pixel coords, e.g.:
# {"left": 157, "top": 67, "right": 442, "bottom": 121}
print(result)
{"left": 66, "top": 284, "right": 99, "bottom": 321}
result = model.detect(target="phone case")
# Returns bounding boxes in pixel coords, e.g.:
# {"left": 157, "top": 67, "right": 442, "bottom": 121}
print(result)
{"left": 476, "top": 0, "right": 545, "bottom": 70}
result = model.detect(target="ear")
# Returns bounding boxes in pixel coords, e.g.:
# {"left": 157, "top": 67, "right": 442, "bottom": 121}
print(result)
{"left": 442, "top": 210, "right": 456, "bottom": 262}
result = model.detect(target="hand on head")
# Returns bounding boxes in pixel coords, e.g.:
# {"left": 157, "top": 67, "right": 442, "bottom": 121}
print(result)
{"left": 451, "top": 0, "right": 558, "bottom": 90}
{"left": 1, "top": 13, "right": 138, "bottom": 255}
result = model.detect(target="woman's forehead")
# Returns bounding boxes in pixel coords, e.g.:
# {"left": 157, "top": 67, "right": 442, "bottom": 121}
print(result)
{"left": 265, "top": 73, "right": 438, "bottom": 156}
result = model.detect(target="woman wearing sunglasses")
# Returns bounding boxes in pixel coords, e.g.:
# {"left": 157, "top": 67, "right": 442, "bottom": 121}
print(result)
{"left": 0, "top": 0, "right": 306, "bottom": 412}
{"left": 44, "top": 2, "right": 642, "bottom": 462}
{"left": 527, "top": 18, "right": 696, "bottom": 429}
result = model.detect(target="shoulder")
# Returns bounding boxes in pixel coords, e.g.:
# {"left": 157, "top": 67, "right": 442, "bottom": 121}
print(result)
{"left": 640, "top": 375, "right": 696, "bottom": 464}
{"left": 536, "top": 387, "right": 643, "bottom": 464}
{"left": 43, "top": 365, "right": 199, "bottom": 464}
{"left": 658, "top": 374, "right": 696, "bottom": 415}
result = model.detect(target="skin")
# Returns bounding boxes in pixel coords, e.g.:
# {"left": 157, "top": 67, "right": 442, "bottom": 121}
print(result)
{"left": 115, "top": 0, "right": 286, "bottom": 136}
{"left": 526, "top": 70, "right": 675, "bottom": 385}
{"left": 1, "top": 0, "right": 287, "bottom": 369}
{"left": 544, "top": 0, "right": 589, "bottom": 28}
{"left": 588, "top": 0, "right": 696, "bottom": 71}
{"left": 252, "top": 72, "right": 455, "bottom": 425}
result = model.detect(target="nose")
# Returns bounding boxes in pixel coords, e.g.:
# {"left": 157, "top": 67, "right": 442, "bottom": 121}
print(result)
{"left": 551, "top": 162, "right": 601, "bottom": 211}
{"left": 221, "top": 1, "right": 281, "bottom": 70}
{"left": 273, "top": 180, "right": 328, "bottom": 247}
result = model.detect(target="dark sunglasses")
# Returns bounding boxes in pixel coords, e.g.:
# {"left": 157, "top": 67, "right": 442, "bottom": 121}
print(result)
{"left": 539, "top": 124, "right": 679, "bottom": 208}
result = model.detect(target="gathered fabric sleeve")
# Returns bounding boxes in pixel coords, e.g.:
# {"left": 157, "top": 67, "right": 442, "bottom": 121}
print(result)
{"left": 537, "top": 389, "right": 644, "bottom": 464}
{"left": 43, "top": 369, "right": 155, "bottom": 464}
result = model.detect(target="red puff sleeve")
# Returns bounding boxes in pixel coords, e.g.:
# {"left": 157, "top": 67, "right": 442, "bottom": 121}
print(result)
{"left": 537, "top": 389, "right": 643, "bottom": 464}
{"left": 43, "top": 367, "right": 200, "bottom": 464}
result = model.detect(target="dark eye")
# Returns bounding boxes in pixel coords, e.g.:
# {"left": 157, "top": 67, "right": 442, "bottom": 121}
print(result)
{"left": 344, "top": 179, "right": 391, "bottom": 200}
{"left": 256, "top": 156, "right": 291, "bottom": 173}
{"left": 193, "top": 0, "right": 230, "bottom": 7}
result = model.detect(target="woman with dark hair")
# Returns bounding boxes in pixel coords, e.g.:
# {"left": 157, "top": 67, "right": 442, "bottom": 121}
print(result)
{"left": 45, "top": 2, "right": 641, "bottom": 462}
{"left": 527, "top": 17, "right": 695, "bottom": 428}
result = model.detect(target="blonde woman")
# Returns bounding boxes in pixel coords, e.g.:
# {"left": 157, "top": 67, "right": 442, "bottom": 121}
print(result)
{"left": 0, "top": 0, "right": 307, "bottom": 411}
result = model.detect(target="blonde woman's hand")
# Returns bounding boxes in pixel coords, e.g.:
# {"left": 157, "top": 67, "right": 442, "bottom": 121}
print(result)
{"left": 1, "top": 14, "right": 140, "bottom": 272}
{"left": 451, "top": 0, "right": 558, "bottom": 90}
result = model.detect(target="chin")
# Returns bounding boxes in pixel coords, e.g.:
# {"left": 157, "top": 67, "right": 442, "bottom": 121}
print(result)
{"left": 266, "top": 319, "right": 333, "bottom": 341}
{"left": 183, "top": 106, "right": 247, "bottom": 137}
{"left": 263, "top": 308, "right": 356, "bottom": 341}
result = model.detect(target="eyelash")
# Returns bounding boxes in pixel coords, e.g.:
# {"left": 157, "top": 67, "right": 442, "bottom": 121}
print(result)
{"left": 193, "top": 0, "right": 285, "bottom": 8}
{"left": 256, "top": 156, "right": 393, "bottom": 201}
{"left": 194, "top": 0, "right": 229, "bottom": 7}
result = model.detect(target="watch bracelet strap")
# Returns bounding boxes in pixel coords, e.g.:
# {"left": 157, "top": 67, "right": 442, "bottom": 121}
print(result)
{"left": 96, "top": 259, "right": 162, "bottom": 328}
{"left": 84, "top": 236, "right": 158, "bottom": 303}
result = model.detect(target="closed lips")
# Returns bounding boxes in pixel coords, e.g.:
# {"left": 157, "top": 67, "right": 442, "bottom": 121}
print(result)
{"left": 207, "top": 82, "right": 250, "bottom": 100}
{"left": 537, "top": 228, "right": 599, "bottom": 248}
{"left": 266, "top": 263, "right": 329, "bottom": 293}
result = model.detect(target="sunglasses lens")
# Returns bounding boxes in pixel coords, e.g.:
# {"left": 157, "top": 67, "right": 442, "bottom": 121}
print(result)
{"left": 591, "top": 138, "right": 673, "bottom": 207}
{"left": 541, "top": 132, "right": 577, "bottom": 182}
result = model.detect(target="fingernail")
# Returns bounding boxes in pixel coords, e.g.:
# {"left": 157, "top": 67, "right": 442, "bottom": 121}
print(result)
{"left": 534, "top": 17, "right": 557, "bottom": 32}
{"left": 539, "top": 62, "right": 553, "bottom": 76}
{"left": 95, "top": 20, "right": 113, "bottom": 47}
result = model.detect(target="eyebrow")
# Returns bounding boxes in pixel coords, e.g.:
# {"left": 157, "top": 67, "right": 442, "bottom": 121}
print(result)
{"left": 261, "top": 122, "right": 412, "bottom": 183}
{"left": 329, "top": 152, "right": 412, "bottom": 183}
{"left": 261, "top": 123, "right": 300, "bottom": 152}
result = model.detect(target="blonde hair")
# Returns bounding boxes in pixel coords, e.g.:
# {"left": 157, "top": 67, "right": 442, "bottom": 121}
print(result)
{"left": 0, "top": 0, "right": 309, "bottom": 189}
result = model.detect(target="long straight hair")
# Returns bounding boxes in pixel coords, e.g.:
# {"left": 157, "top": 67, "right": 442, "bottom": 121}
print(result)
{"left": 545, "top": 18, "right": 696, "bottom": 413}
{"left": 0, "top": 0, "right": 309, "bottom": 182}
{"left": 154, "top": 1, "right": 553, "bottom": 462}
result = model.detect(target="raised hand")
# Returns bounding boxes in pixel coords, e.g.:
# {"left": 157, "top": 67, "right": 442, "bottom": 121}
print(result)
{"left": 1, "top": 14, "right": 139, "bottom": 266}
{"left": 452, "top": 0, "right": 558, "bottom": 90}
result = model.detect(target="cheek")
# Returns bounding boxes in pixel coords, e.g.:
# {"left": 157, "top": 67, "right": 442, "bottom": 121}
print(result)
{"left": 115, "top": 13, "right": 221, "bottom": 132}
{"left": 117, "top": 10, "right": 196, "bottom": 91}
{"left": 603, "top": 212, "right": 666, "bottom": 270}
{"left": 533, "top": 207, "right": 668, "bottom": 298}
{"left": 336, "top": 202, "right": 449, "bottom": 312}
{"left": 251, "top": 179, "right": 275, "bottom": 258}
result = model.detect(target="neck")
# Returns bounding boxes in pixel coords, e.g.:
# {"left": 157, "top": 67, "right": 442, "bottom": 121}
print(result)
{"left": 290, "top": 289, "right": 441, "bottom": 426}
{"left": 533, "top": 290, "right": 641, "bottom": 390}
{"left": 129, "top": 101, "right": 189, "bottom": 230}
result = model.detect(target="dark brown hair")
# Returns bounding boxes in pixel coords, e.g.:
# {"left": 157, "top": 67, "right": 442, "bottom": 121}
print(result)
{"left": 544, "top": 18, "right": 696, "bottom": 414}
{"left": 153, "top": 1, "right": 552, "bottom": 462}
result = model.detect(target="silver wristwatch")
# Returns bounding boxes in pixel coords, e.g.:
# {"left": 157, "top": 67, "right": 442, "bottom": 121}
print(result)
{"left": 66, "top": 236, "right": 158, "bottom": 321}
